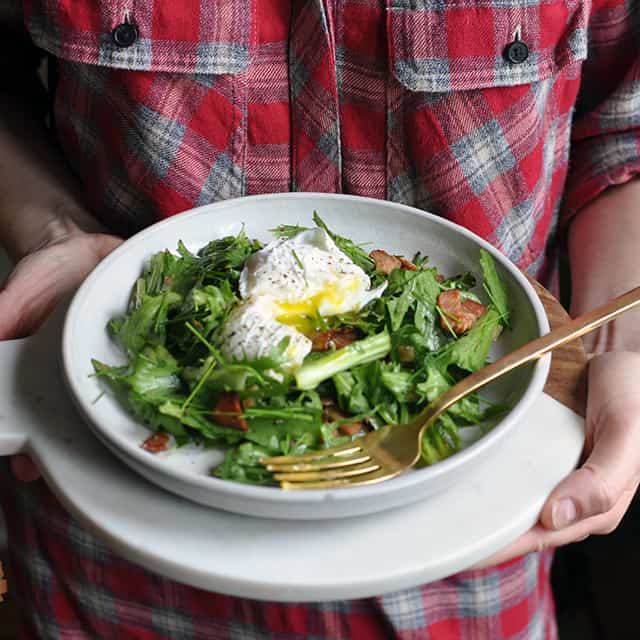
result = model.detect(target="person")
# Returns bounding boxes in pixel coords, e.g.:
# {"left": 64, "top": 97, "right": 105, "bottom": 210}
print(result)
{"left": 0, "top": 0, "right": 639, "bottom": 637}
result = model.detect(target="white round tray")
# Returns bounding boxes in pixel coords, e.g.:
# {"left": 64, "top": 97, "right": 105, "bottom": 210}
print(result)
{"left": 0, "top": 306, "right": 584, "bottom": 601}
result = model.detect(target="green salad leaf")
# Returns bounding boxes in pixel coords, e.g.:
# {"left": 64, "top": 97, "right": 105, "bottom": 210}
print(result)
{"left": 480, "top": 249, "right": 511, "bottom": 327}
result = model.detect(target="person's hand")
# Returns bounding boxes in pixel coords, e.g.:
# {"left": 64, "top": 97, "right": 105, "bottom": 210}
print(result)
{"left": 1, "top": 228, "right": 122, "bottom": 480}
{"left": 0, "top": 230, "right": 122, "bottom": 339}
{"left": 475, "top": 350, "right": 640, "bottom": 568}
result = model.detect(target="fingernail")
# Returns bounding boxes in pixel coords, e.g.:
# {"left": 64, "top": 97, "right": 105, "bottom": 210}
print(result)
{"left": 552, "top": 499, "right": 578, "bottom": 529}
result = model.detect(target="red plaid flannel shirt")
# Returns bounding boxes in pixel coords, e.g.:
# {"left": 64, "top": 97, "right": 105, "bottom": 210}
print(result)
{"left": 2, "top": 0, "right": 640, "bottom": 637}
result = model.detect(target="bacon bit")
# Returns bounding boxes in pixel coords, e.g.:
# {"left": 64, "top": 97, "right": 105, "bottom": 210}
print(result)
{"left": 338, "top": 422, "right": 365, "bottom": 437}
{"left": 370, "top": 249, "right": 417, "bottom": 273}
{"left": 322, "top": 403, "right": 366, "bottom": 437}
{"left": 370, "top": 249, "right": 402, "bottom": 274}
{"left": 309, "top": 328, "right": 360, "bottom": 352}
{"left": 398, "top": 256, "right": 418, "bottom": 271}
{"left": 210, "top": 392, "right": 249, "bottom": 431}
{"left": 141, "top": 432, "right": 170, "bottom": 453}
{"left": 437, "top": 289, "right": 487, "bottom": 335}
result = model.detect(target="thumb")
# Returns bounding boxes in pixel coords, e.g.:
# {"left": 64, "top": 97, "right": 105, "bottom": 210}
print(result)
{"left": 539, "top": 463, "right": 631, "bottom": 531}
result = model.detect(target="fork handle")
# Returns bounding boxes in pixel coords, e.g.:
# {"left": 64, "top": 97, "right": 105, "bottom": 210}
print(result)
{"left": 419, "top": 285, "right": 640, "bottom": 424}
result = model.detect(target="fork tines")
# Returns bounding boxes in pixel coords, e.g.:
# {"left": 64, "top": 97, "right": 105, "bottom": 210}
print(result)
{"left": 259, "top": 443, "right": 385, "bottom": 488}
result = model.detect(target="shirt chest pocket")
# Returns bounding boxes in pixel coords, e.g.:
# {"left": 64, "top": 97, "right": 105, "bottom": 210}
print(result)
{"left": 23, "top": 0, "right": 250, "bottom": 74}
{"left": 383, "top": 0, "right": 591, "bottom": 267}
{"left": 386, "top": 0, "right": 589, "bottom": 92}
{"left": 22, "top": 1, "right": 253, "bottom": 231}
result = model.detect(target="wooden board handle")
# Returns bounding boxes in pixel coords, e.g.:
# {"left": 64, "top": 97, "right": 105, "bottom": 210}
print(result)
{"left": 528, "top": 277, "right": 587, "bottom": 417}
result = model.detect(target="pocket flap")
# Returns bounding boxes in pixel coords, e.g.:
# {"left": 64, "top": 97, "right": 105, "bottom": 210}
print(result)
{"left": 387, "top": 0, "right": 588, "bottom": 92}
{"left": 24, "top": 1, "right": 249, "bottom": 74}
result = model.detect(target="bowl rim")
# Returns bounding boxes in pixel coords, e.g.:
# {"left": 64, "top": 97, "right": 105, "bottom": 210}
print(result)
{"left": 62, "top": 192, "right": 551, "bottom": 507}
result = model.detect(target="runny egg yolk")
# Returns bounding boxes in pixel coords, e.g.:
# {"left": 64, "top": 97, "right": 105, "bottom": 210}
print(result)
{"left": 275, "top": 278, "right": 361, "bottom": 334}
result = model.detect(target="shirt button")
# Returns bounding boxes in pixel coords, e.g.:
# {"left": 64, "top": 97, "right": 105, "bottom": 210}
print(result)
{"left": 112, "top": 22, "right": 138, "bottom": 48}
{"left": 504, "top": 40, "right": 529, "bottom": 64}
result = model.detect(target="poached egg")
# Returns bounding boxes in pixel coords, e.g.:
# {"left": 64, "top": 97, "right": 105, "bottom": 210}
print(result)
{"left": 220, "top": 228, "right": 385, "bottom": 368}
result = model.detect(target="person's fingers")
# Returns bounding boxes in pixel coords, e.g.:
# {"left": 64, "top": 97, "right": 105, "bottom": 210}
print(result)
{"left": 94, "top": 232, "right": 124, "bottom": 257}
{"left": 3, "top": 233, "right": 122, "bottom": 481}
{"left": 475, "top": 352, "right": 640, "bottom": 570}
{"left": 0, "top": 269, "right": 60, "bottom": 339}
{"left": 10, "top": 454, "right": 41, "bottom": 482}
{"left": 539, "top": 352, "right": 640, "bottom": 531}
{"left": 0, "top": 233, "right": 122, "bottom": 339}
{"left": 540, "top": 464, "right": 637, "bottom": 531}
{"left": 473, "top": 487, "right": 635, "bottom": 569}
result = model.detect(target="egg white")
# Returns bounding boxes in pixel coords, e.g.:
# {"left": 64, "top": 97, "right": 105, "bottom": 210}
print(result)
{"left": 219, "top": 298, "right": 312, "bottom": 368}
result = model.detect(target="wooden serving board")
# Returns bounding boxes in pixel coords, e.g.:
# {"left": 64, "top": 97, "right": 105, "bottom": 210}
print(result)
{"left": 530, "top": 277, "right": 587, "bottom": 417}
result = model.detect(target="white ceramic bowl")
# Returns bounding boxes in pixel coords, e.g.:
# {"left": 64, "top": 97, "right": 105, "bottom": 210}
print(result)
{"left": 62, "top": 193, "right": 550, "bottom": 519}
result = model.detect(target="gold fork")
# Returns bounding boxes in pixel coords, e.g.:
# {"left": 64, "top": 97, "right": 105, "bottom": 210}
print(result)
{"left": 260, "top": 286, "right": 640, "bottom": 490}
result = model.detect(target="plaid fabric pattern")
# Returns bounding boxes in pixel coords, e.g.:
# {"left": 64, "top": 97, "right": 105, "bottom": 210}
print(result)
{"left": 0, "top": 467, "right": 558, "bottom": 640}
{"left": 18, "top": 0, "right": 640, "bottom": 277}
{"left": 2, "top": 0, "right": 639, "bottom": 637}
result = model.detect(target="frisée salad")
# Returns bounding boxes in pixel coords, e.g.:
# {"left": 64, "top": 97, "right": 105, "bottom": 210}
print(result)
{"left": 93, "top": 213, "right": 511, "bottom": 486}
